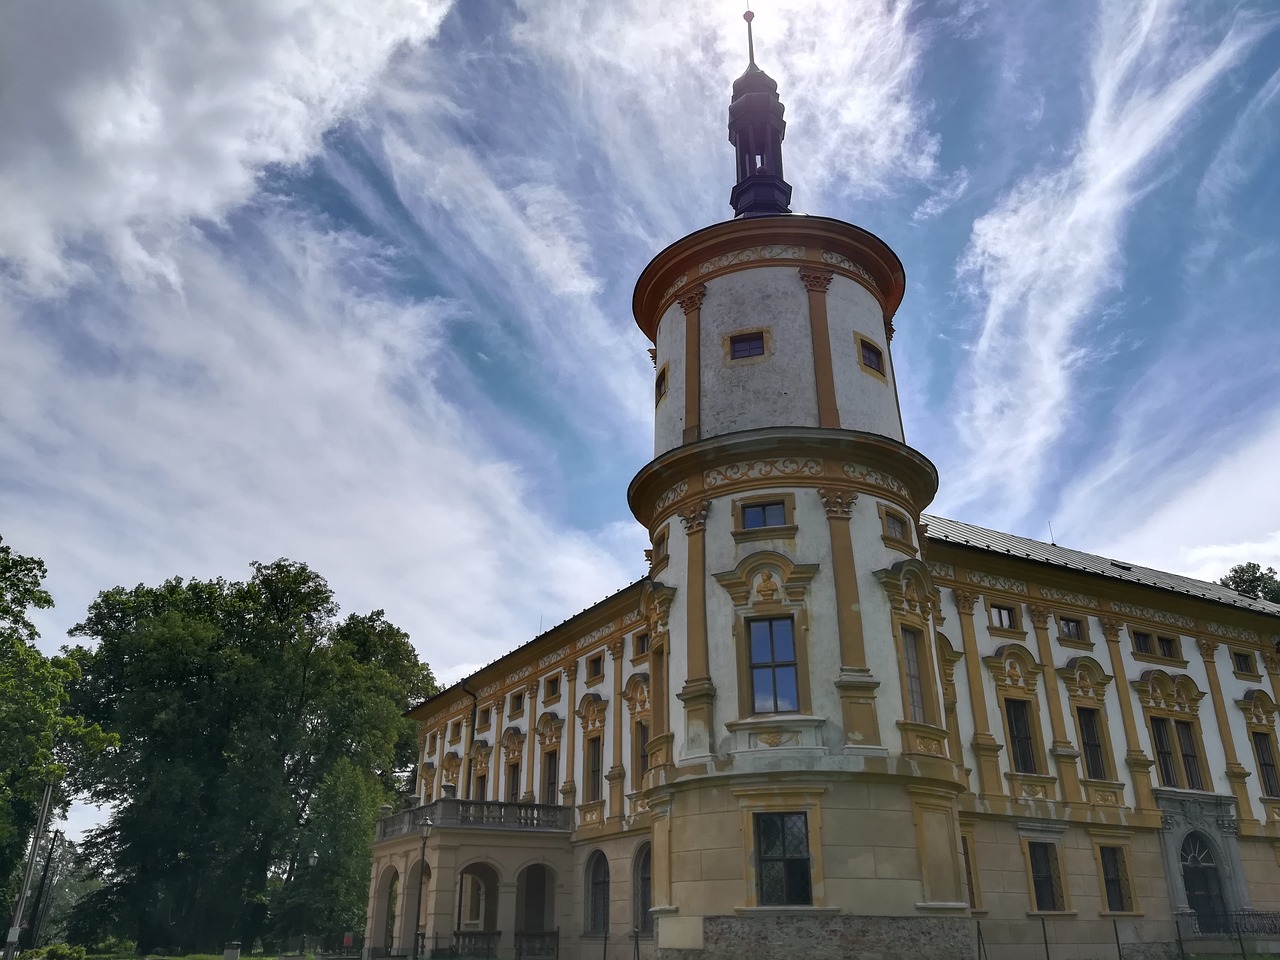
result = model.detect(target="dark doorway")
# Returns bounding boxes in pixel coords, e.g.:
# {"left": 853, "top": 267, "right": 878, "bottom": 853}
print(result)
{"left": 1181, "top": 832, "right": 1227, "bottom": 932}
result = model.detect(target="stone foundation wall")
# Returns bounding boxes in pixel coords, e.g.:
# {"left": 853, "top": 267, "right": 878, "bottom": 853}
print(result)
{"left": 656, "top": 914, "right": 972, "bottom": 960}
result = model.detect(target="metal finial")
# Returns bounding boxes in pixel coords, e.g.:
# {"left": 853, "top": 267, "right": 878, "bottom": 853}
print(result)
{"left": 744, "top": 9, "right": 756, "bottom": 67}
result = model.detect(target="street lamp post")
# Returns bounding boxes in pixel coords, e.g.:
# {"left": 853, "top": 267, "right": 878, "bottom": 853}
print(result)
{"left": 304, "top": 851, "right": 319, "bottom": 956}
{"left": 413, "top": 817, "right": 432, "bottom": 960}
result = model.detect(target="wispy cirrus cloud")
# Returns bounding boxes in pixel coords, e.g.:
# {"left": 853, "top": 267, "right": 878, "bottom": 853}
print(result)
{"left": 947, "top": 0, "right": 1273, "bottom": 524}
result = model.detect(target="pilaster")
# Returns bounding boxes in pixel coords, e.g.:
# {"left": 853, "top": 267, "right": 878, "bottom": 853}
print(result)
{"left": 608, "top": 636, "right": 627, "bottom": 821}
{"left": 560, "top": 661, "right": 578, "bottom": 807}
{"left": 799, "top": 267, "right": 840, "bottom": 428}
{"left": 677, "top": 499, "right": 716, "bottom": 760}
{"left": 1099, "top": 616, "right": 1157, "bottom": 813}
{"left": 678, "top": 284, "right": 706, "bottom": 444}
{"left": 522, "top": 680, "right": 538, "bottom": 802}
{"left": 1028, "top": 603, "right": 1083, "bottom": 806}
{"left": 953, "top": 588, "right": 1004, "bottom": 799}
{"left": 1198, "top": 637, "right": 1255, "bottom": 822}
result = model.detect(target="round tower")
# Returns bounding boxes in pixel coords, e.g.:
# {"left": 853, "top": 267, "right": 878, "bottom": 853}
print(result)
{"left": 628, "top": 15, "right": 969, "bottom": 960}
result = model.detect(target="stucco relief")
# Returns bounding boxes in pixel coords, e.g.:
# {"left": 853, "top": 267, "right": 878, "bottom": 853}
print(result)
{"left": 1038, "top": 586, "right": 1100, "bottom": 609}
{"left": 538, "top": 645, "right": 571, "bottom": 669}
{"left": 705, "top": 458, "right": 823, "bottom": 487}
{"left": 965, "top": 570, "right": 1029, "bottom": 596}
{"left": 819, "top": 250, "right": 879, "bottom": 290}
{"left": 1107, "top": 601, "right": 1195, "bottom": 630}
{"left": 1206, "top": 621, "right": 1260, "bottom": 643}
{"left": 654, "top": 480, "right": 688, "bottom": 513}
{"left": 697, "top": 244, "right": 806, "bottom": 275}
{"left": 926, "top": 561, "right": 955, "bottom": 581}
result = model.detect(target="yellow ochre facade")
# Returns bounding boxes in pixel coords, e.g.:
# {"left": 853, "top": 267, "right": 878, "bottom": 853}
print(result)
{"left": 365, "top": 30, "right": 1280, "bottom": 960}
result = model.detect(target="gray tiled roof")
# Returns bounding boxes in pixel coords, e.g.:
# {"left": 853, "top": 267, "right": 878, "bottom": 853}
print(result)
{"left": 923, "top": 514, "right": 1280, "bottom": 620}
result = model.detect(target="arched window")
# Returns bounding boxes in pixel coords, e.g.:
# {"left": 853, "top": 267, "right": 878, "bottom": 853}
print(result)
{"left": 633, "top": 843, "right": 653, "bottom": 936}
{"left": 1181, "top": 832, "right": 1226, "bottom": 931}
{"left": 586, "top": 851, "right": 609, "bottom": 935}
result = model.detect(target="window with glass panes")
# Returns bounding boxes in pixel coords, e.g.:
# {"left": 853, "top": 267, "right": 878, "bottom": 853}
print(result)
{"left": 741, "top": 500, "right": 786, "bottom": 529}
{"left": 1060, "top": 617, "right": 1083, "bottom": 641}
{"left": 885, "top": 512, "right": 908, "bottom": 541}
{"left": 1077, "top": 706, "right": 1109, "bottom": 780}
{"left": 1253, "top": 731, "right": 1280, "bottom": 797}
{"left": 902, "top": 627, "right": 927, "bottom": 723}
{"left": 991, "top": 605, "right": 1017, "bottom": 629}
{"left": 730, "top": 332, "right": 765, "bottom": 359}
{"left": 634, "top": 844, "right": 653, "bottom": 935}
{"left": 586, "top": 852, "right": 609, "bottom": 934}
{"left": 1234, "top": 651, "right": 1255, "bottom": 674}
{"left": 1005, "top": 698, "right": 1039, "bottom": 773}
{"left": 1133, "top": 631, "right": 1153, "bottom": 654}
{"left": 1151, "top": 717, "right": 1178, "bottom": 786}
{"left": 1157, "top": 636, "right": 1178, "bottom": 659}
{"left": 754, "top": 812, "right": 812, "bottom": 906}
{"left": 1100, "top": 846, "right": 1132, "bottom": 912}
{"left": 636, "top": 720, "right": 651, "bottom": 778}
{"left": 1027, "top": 841, "right": 1064, "bottom": 911}
{"left": 1176, "top": 720, "right": 1204, "bottom": 789}
{"left": 506, "top": 762, "right": 521, "bottom": 802}
{"left": 542, "top": 750, "right": 559, "bottom": 805}
{"left": 749, "top": 617, "right": 799, "bottom": 714}
{"left": 586, "top": 736, "right": 603, "bottom": 802}
{"left": 860, "top": 339, "right": 884, "bottom": 373}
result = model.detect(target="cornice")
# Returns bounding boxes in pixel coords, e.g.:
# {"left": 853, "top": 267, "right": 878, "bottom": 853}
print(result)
{"left": 632, "top": 215, "right": 906, "bottom": 343}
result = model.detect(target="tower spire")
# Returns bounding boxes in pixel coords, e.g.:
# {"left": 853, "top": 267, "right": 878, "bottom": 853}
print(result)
{"left": 727, "top": 10, "right": 792, "bottom": 217}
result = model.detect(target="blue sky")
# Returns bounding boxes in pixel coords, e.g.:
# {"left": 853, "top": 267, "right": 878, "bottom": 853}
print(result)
{"left": 3, "top": 0, "right": 1280, "bottom": 699}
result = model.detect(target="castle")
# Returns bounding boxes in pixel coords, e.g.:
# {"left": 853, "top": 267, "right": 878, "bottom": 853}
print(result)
{"left": 364, "top": 16, "right": 1280, "bottom": 960}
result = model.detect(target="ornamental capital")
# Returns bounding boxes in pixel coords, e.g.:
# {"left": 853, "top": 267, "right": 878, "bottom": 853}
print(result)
{"left": 1028, "top": 604, "right": 1052, "bottom": 630}
{"left": 884, "top": 317, "right": 896, "bottom": 343}
{"left": 1197, "top": 637, "right": 1220, "bottom": 661}
{"left": 1263, "top": 652, "right": 1280, "bottom": 676}
{"left": 797, "top": 267, "right": 834, "bottom": 292}
{"left": 676, "top": 284, "right": 707, "bottom": 316}
{"left": 563, "top": 661, "right": 579, "bottom": 682}
{"left": 952, "top": 588, "right": 979, "bottom": 614}
{"left": 1098, "top": 617, "right": 1124, "bottom": 642}
{"left": 817, "top": 487, "right": 857, "bottom": 517}
{"left": 607, "top": 637, "right": 625, "bottom": 661}
{"left": 678, "top": 500, "right": 711, "bottom": 533}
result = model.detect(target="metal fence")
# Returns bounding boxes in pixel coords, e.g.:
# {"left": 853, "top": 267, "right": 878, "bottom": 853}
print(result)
{"left": 975, "top": 912, "right": 1280, "bottom": 960}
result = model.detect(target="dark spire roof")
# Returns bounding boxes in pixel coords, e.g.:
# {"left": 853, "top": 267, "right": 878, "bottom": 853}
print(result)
{"left": 727, "top": 10, "right": 792, "bottom": 218}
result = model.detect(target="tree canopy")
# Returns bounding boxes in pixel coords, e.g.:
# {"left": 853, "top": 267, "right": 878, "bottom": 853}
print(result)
{"left": 64, "top": 559, "right": 435, "bottom": 953}
{"left": 1219, "top": 562, "right": 1280, "bottom": 604}
{"left": 0, "top": 536, "right": 109, "bottom": 909}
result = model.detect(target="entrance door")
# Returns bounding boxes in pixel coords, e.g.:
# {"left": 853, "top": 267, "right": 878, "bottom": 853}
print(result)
{"left": 1181, "top": 833, "right": 1227, "bottom": 932}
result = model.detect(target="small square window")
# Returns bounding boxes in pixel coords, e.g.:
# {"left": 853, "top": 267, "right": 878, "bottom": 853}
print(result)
{"left": 449, "top": 721, "right": 461, "bottom": 742}
{"left": 730, "top": 332, "right": 765, "bottom": 359}
{"left": 655, "top": 368, "right": 667, "bottom": 404}
{"left": 1157, "top": 636, "right": 1178, "bottom": 659}
{"left": 478, "top": 707, "right": 491, "bottom": 728}
{"left": 1060, "top": 618, "right": 1082, "bottom": 641}
{"left": 991, "top": 604, "right": 1017, "bottom": 630}
{"left": 635, "top": 633, "right": 650, "bottom": 656}
{"left": 652, "top": 530, "right": 668, "bottom": 561}
{"left": 545, "top": 675, "right": 561, "bottom": 700}
{"left": 510, "top": 692, "right": 524, "bottom": 715}
{"left": 1132, "top": 631, "right": 1152, "bottom": 654}
{"left": 1234, "top": 651, "right": 1255, "bottom": 674}
{"left": 860, "top": 339, "right": 884, "bottom": 374}
{"left": 885, "top": 513, "right": 907, "bottom": 541}
{"left": 428, "top": 732, "right": 438, "bottom": 753}
{"left": 742, "top": 501, "right": 787, "bottom": 529}
{"left": 587, "top": 654, "right": 604, "bottom": 680}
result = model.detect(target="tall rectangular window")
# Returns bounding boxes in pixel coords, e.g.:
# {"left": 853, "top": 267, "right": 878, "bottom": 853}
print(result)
{"left": 730, "top": 332, "right": 765, "bottom": 359}
{"left": 474, "top": 773, "right": 487, "bottom": 801}
{"left": 1253, "top": 732, "right": 1280, "bottom": 798}
{"left": 1157, "top": 636, "right": 1178, "bottom": 659}
{"left": 902, "top": 627, "right": 927, "bottom": 723}
{"left": 1027, "top": 841, "right": 1064, "bottom": 912}
{"left": 636, "top": 720, "right": 651, "bottom": 777}
{"left": 542, "top": 750, "right": 559, "bottom": 805}
{"left": 1006, "top": 698, "right": 1038, "bottom": 774}
{"left": 1077, "top": 707, "right": 1109, "bottom": 780}
{"left": 1176, "top": 720, "right": 1203, "bottom": 790}
{"left": 586, "top": 736, "right": 603, "bottom": 802}
{"left": 1151, "top": 718, "right": 1178, "bottom": 786}
{"left": 1133, "top": 631, "right": 1153, "bottom": 654}
{"left": 1100, "top": 846, "right": 1132, "bottom": 912}
{"left": 754, "top": 812, "right": 812, "bottom": 906}
{"left": 507, "top": 761, "right": 521, "bottom": 802}
{"left": 748, "top": 617, "right": 799, "bottom": 714}
{"left": 961, "top": 835, "right": 978, "bottom": 909}
{"left": 1234, "top": 651, "right": 1256, "bottom": 675}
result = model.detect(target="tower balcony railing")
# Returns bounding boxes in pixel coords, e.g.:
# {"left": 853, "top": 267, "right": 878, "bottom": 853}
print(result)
{"left": 374, "top": 798, "right": 573, "bottom": 841}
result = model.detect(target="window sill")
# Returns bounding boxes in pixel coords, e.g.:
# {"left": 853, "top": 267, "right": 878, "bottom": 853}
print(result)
{"left": 881, "top": 535, "right": 917, "bottom": 556}
{"left": 629, "top": 653, "right": 650, "bottom": 667}
{"left": 732, "top": 524, "right": 799, "bottom": 544}
{"left": 1232, "top": 670, "right": 1264, "bottom": 683}
{"left": 543, "top": 693, "right": 561, "bottom": 707}
{"left": 649, "top": 556, "right": 669, "bottom": 578}
{"left": 1099, "top": 911, "right": 1144, "bottom": 918}
{"left": 733, "top": 905, "right": 839, "bottom": 916}
{"left": 1131, "top": 651, "right": 1188, "bottom": 669}
{"left": 584, "top": 674, "right": 605, "bottom": 689}
{"left": 508, "top": 710, "right": 524, "bottom": 721}
{"left": 988, "top": 626, "right": 1028, "bottom": 641}
{"left": 1026, "top": 911, "right": 1077, "bottom": 919}
{"left": 1057, "top": 637, "right": 1095, "bottom": 651}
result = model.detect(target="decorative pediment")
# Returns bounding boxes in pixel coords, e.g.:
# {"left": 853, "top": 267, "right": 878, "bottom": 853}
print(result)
{"left": 471, "top": 739, "right": 492, "bottom": 775}
{"left": 641, "top": 580, "right": 677, "bottom": 648}
{"left": 712, "top": 550, "right": 818, "bottom": 608}
{"left": 936, "top": 633, "right": 963, "bottom": 705}
{"left": 1237, "top": 689, "right": 1278, "bottom": 731}
{"left": 536, "top": 711, "right": 564, "bottom": 748}
{"left": 1058, "top": 656, "right": 1112, "bottom": 705}
{"left": 874, "top": 558, "right": 943, "bottom": 623}
{"left": 1131, "top": 669, "right": 1203, "bottom": 715}
{"left": 500, "top": 725, "right": 526, "bottom": 759}
{"left": 441, "top": 750, "right": 461, "bottom": 783}
{"left": 623, "top": 672, "right": 651, "bottom": 716}
{"left": 983, "top": 643, "right": 1042, "bottom": 693}
{"left": 577, "top": 692, "right": 609, "bottom": 733}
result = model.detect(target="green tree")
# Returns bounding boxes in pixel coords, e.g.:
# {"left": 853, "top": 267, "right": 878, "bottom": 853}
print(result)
{"left": 0, "top": 536, "right": 110, "bottom": 908}
{"left": 64, "top": 560, "right": 434, "bottom": 953}
{"left": 1220, "top": 562, "right": 1280, "bottom": 603}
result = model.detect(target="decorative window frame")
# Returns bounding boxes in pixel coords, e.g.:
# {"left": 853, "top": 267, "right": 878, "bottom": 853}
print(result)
{"left": 500, "top": 726, "right": 525, "bottom": 800}
{"left": 1059, "top": 656, "right": 1123, "bottom": 806}
{"left": 1128, "top": 625, "right": 1189, "bottom": 668}
{"left": 633, "top": 840, "right": 654, "bottom": 937}
{"left": 476, "top": 705, "right": 493, "bottom": 733}
{"left": 722, "top": 326, "right": 773, "bottom": 366}
{"left": 1055, "top": 613, "right": 1093, "bottom": 650}
{"left": 1131, "top": 669, "right": 1208, "bottom": 790}
{"left": 731, "top": 492, "right": 798, "bottom": 543}
{"left": 471, "top": 740, "right": 492, "bottom": 801}
{"left": 584, "top": 849, "right": 611, "bottom": 936}
{"left": 1089, "top": 833, "right": 1140, "bottom": 916}
{"left": 584, "top": 653, "right": 606, "bottom": 688}
{"left": 631, "top": 632, "right": 650, "bottom": 666}
{"left": 544, "top": 674, "right": 562, "bottom": 706}
{"left": 732, "top": 784, "right": 828, "bottom": 911}
{"left": 1231, "top": 649, "right": 1263, "bottom": 681}
{"left": 536, "top": 711, "right": 564, "bottom": 806}
{"left": 654, "top": 363, "right": 669, "bottom": 408}
{"left": 984, "top": 597, "right": 1026, "bottom": 639}
{"left": 649, "top": 525, "right": 670, "bottom": 578}
{"left": 577, "top": 692, "right": 609, "bottom": 819}
{"left": 985, "top": 644, "right": 1054, "bottom": 798}
{"left": 713, "top": 550, "right": 818, "bottom": 720}
{"left": 874, "top": 559, "right": 948, "bottom": 761}
{"left": 856, "top": 335, "right": 887, "bottom": 383}
{"left": 624, "top": 672, "right": 652, "bottom": 796}
{"left": 1238, "top": 689, "right": 1280, "bottom": 818}
{"left": 876, "top": 502, "right": 915, "bottom": 556}
{"left": 1019, "top": 828, "right": 1074, "bottom": 916}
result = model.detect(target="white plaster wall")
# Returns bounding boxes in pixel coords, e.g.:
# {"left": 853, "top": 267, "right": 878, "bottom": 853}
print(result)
{"left": 698, "top": 267, "right": 819, "bottom": 438}
{"left": 657, "top": 518, "right": 691, "bottom": 764}
{"left": 653, "top": 302, "right": 686, "bottom": 456}
{"left": 826, "top": 277, "right": 905, "bottom": 442}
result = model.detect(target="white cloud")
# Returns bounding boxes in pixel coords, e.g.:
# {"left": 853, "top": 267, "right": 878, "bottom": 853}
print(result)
{"left": 948, "top": 0, "right": 1271, "bottom": 522}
